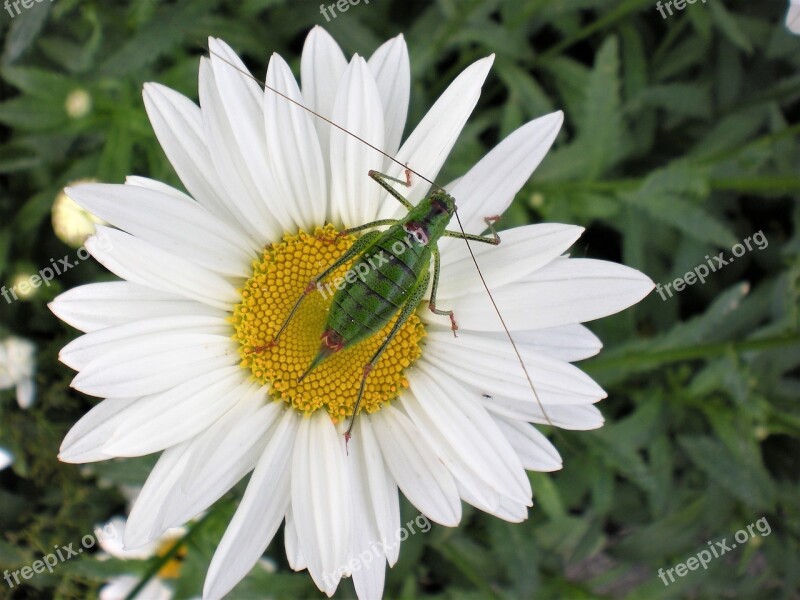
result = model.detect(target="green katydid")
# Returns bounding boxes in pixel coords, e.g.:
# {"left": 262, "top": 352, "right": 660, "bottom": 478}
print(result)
{"left": 205, "top": 46, "right": 554, "bottom": 443}
{"left": 259, "top": 170, "right": 501, "bottom": 442}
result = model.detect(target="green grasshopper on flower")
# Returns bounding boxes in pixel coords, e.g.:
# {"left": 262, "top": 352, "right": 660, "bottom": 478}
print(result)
{"left": 258, "top": 169, "right": 501, "bottom": 442}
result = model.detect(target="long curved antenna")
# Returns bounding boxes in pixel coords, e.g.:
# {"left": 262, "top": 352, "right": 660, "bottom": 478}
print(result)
{"left": 200, "top": 40, "right": 556, "bottom": 429}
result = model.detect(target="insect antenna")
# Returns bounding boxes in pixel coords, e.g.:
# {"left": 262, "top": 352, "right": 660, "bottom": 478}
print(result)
{"left": 147, "top": 23, "right": 560, "bottom": 435}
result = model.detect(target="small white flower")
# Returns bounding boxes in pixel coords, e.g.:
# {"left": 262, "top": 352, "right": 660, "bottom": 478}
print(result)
{"left": 52, "top": 27, "right": 654, "bottom": 599}
{"left": 97, "top": 517, "right": 186, "bottom": 600}
{"left": 99, "top": 575, "right": 173, "bottom": 600}
{"left": 0, "top": 447, "right": 13, "bottom": 471}
{"left": 0, "top": 336, "right": 36, "bottom": 409}
{"left": 787, "top": 0, "right": 800, "bottom": 34}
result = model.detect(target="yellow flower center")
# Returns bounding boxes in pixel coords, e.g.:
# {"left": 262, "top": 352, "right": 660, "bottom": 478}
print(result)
{"left": 155, "top": 538, "right": 187, "bottom": 580}
{"left": 232, "top": 225, "right": 425, "bottom": 422}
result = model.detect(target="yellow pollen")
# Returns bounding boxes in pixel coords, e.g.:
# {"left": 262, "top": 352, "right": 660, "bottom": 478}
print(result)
{"left": 155, "top": 538, "right": 187, "bottom": 580}
{"left": 232, "top": 225, "right": 425, "bottom": 421}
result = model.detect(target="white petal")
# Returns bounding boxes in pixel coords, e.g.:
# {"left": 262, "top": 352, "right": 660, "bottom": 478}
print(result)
{"left": 347, "top": 420, "right": 387, "bottom": 600}
{"left": 49, "top": 282, "right": 225, "bottom": 333}
{"left": 424, "top": 329, "right": 606, "bottom": 405}
{"left": 123, "top": 401, "right": 271, "bottom": 551}
{"left": 284, "top": 508, "right": 307, "bottom": 571}
{"left": 359, "top": 416, "right": 401, "bottom": 566}
{"left": 100, "top": 370, "right": 247, "bottom": 456}
{"left": 85, "top": 226, "right": 239, "bottom": 310}
{"left": 483, "top": 324, "right": 603, "bottom": 362}
{"left": 371, "top": 404, "right": 461, "bottom": 527}
{"left": 377, "top": 56, "right": 495, "bottom": 219}
{"left": 59, "top": 315, "right": 230, "bottom": 371}
{"left": 159, "top": 390, "right": 278, "bottom": 530}
{"left": 264, "top": 53, "right": 328, "bottom": 229}
{"left": 15, "top": 378, "right": 35, "bottom": 409}
{"left": 98, "top": 516, "right": 158, "bottom": 559}
{"left": 142, "top": 82, "right": 251, "bottom": 241}
{"left": 204, "top": 410, "right": 297, "bottom": 600}
{"left": 405, "top": 365, "right": 531, "bottom": 506}
{"left": 483, "top": 396, "right": 605, "bottom": 431}
{"left": 125, "top": 440, "right": 199, "bottom": 548}
{"left": 431, "top": 257, "right": 655, "bottom": 332}
{"left": 328, "top": 56, "right": 385, "bottom": 226}
{"left": 208, "top": 38, "right": 291, "bottom": 238}
{"left": 198, "top": 57, "right": 279, "bottom": 244}
{"left": 788, "top": 3, "right": 800, "bottom": 34}
{"left": 0, "top": 447, "right": 14, "bottom": 470}
{"left": 59, "top": 397, "right": 139, "bottom": 463}
{"left": 437, "top": 223, "right": 584, "bottom": 298}
{"left": 455, "top": 481, "right": 525, "bottom": 522}
{"left": 367, "top": 34, "right": 410, "bottom": 157}
{"left": 61, "top": 368, "right": 244, "bottom": 463}
{"left": 301, "top": 26, "right": 348, "bottom": 172}
{"left": 70, "top": 333, "right": 237, "bottom": 398}
{"left": 494, "top": 497, "right": 530, "bottom": 522}
{"left": 65, "top": 183, "right": 253, "bottom": 277}
{"left": 125, "top": 175, "right": 196, "bottom": 200}
{"left": 492, "top": 415, "right": 562, "bottom": 472}
{"left": 441, "top": 111, "right": 564, "bottom": 250}
{"left": 292, "top": 411, "right": 350, "bottom": 596}
{"left": 100, "top": 575, "right": 172, "bottom": 600}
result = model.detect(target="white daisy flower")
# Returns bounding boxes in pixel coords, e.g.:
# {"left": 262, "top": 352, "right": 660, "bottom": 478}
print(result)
{"left": 97, "top": 517, "right": 185, "bottom": 600}
{"left": 51, "top": 27, "right": 654, "bottom": 599}
{"left": 0, "top": 336, "right": 36, "bottom": 409}
{"left": 788, "top": 0, "right": 800, "bottom": 34}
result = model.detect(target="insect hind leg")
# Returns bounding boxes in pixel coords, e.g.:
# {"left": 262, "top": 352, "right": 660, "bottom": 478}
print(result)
{"left": 428, "top": 246, "right": 458, "bottom": 336}
{"left": 345, "top": 271, "right": 431, "bottom": 447}
{"left": 249, "top": 230, "right": 383, "bottom": 354}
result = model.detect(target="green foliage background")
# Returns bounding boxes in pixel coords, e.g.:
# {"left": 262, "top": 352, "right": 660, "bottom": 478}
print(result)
{"left": 0, "top": 0, "right": 798, "bottom": 598}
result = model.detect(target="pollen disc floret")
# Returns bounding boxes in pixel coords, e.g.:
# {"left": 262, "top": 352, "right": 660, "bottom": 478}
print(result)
{"left": 233, "top": 225, "right": 425, "bottom": 421}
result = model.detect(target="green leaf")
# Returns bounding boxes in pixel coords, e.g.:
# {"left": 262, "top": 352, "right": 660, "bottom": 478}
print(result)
{"left": 0, "top": 143, "right": 39, "bottom": 173}
{"left": 708, "top": 1, "right": 753, "bottom": 54}
{"left": 678, "top": 435, "right": 775, "bottom": 510}
{"left": 576, "top": 36, "right": 624, "bottom": 179}
{"left": 639, "top": 83, "right": 712, "bottom": 119}
{"left": 1, "top": 66, "right": 76, "bottom": 98}
{"left": 1, "top": 0, "right": 51, "bottom": 65}
{"left": 98, "top": 0, "right": 221, "bottom": 77}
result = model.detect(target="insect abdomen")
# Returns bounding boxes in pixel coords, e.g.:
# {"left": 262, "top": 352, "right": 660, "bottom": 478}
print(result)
{"left": 328, "top": 227, "right": 429, "bottom": 349}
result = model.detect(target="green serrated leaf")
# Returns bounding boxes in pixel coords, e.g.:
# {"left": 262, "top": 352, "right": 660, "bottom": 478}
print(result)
{"left": 577, "top": 36, "right": 624, "bottom": 179}
{"left": 1, "top": 66, "right": 75, "bottom": 98}
{"left": 708, "top": 1, "right": 752, "bottom": 54}
{"left": 1, "top": 0, "right": 51, "bottom": 65}
{"left": 639, "top": 83, "right": 712, "bottom": 118}
{"left": 678, "top": 435, "right": 775, "bottom": 510}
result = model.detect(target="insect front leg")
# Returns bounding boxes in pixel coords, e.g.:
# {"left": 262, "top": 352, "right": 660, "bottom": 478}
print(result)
{"left": 368, "top": 170, "right": 415, "bottom": 210}
{"left": 444, "top": 215, "right": 502, "bottom": 245}
{"left": 428, "top": 246, "right": 458, "bottom": 337}
{"left": 249, "top": 230, "right": 383, "bottom": 353}
{"left": 340, "top": 218, "right": 399, "bottom": 236}
{"left": 345, "top": 271, "right": 432, "bottom": 446}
